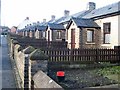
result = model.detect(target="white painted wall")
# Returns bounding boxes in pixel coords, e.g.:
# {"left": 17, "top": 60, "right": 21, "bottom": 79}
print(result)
{"left": 64, "top": 24, "right": 69, "bottom": 41}
{"left": 95, "top": 15, "right": 119, "bottom": 48}
{"left": 75, "top": 27, "right": 80, "bottom": 48}
{"left": 35, "top": 30, "right": 39, "bottom": 39}
{"left": 67, "top": 21, "right": 79, "bottom": 49}
{"left": 46, "top": 27, "right": 52, "bottom": 41}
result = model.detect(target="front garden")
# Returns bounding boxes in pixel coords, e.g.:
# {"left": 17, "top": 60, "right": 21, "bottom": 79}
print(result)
{"left": 48, "top": 63, "right": 120, "bottom": 89}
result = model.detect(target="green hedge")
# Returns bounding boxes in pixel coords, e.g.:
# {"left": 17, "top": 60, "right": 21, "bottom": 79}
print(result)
{"left": 30, "top": 49, "right": 48, "bottom": 60}
{"left": 24, "top": 46, "right": 35, "bottom": 54}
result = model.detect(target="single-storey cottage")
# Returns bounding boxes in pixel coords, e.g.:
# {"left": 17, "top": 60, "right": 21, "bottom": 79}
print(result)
{"left": 54, "top": 1, "right": 120, "bottom": 49}
{"left": 82, "top": 1, "right": 120, "bottom": 48}
{"left": 34, "top": 25, "right": 48, "bottom": 39}
{"left": 46, "top": 23, "right": 66, "bottom": 41}
{"left": 66, "top": 17, "right": 101, "bottom": 49}
{"left": 17, "top": 2, "right": 120, "bottom": 49}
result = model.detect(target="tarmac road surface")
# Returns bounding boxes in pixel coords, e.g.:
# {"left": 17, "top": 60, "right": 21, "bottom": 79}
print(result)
{"left": 0, "top": 35, "right": 16, "bottom": 89}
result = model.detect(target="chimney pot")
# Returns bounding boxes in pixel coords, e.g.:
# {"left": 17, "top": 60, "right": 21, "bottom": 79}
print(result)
{"left": 37, "top": 21, "right": 40, "bottom": 23}
{"left": 64, "top": 10, "right": 70, "bottom": 17}
{"left": 25, "top": 17, "right": 29, "bottom": 20}
{"left": 51, "top": 15, "right": 55, "bottom": 20}
{"left": 88, "top": 2, "right": 96, "bottom": 11}
{"left": 43, "top": 19, "right": 46, "bottom": 23}
{"left": 33, "top": 23, "right": 36, "bottom": 25}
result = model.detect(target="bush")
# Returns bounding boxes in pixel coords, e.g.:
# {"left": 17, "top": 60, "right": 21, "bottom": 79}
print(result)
{"left": 30, "top": 49, "right": 49, "bottom": 60}
{"left": 23, "top": 46, "right": 35, "bottom": 54}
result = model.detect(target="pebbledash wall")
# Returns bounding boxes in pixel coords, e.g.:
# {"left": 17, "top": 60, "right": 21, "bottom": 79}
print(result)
{"left": 95, "top": 15, "right": 119, "bottom": 48}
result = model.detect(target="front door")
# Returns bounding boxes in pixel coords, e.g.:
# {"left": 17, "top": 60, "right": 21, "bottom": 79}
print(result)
{"left": 71, "top": 29, "right": 75, "bottom": 49}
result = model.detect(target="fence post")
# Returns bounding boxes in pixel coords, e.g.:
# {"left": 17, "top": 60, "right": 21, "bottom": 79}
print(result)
{"left": 70, "top": 49, "right": 73, "bottom": 65}
{"left": 95, "top": 49, "right": 98, "bottom": 63}
{"left": 114, "top": 46, "right": 120, "bottom": 64}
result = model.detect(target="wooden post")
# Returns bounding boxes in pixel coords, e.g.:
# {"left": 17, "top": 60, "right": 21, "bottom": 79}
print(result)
{"left": 114, "top": 46, "right": 120, "bottom": 64}
{"left": 95, "top": 49, "right": 98, "bottom": 63}
{"left": 70, "top": 49, "right": 73, "bottom": 65}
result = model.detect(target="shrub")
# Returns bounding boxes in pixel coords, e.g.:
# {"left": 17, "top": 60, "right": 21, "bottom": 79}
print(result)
{"left": 30, "top": 49, "right": 49, "bottom": 60}
{"left": 23, "top": 46, "right": 35, "bottom": 54}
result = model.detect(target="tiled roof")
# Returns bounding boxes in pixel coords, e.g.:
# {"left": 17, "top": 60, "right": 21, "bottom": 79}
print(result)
{"left": 29, "top": 25, "right": 36, "bottom": 31}
{"left": 83, "top": 1, "right": 120, "bottom": 19}
{"left": 24, "top": 25, "right": 32, "bottom": 31}
{"left": 72, "top": 10, "right": 91, "bottom": 18}
{"left": 39, "top": 22, "right": 48, "bottom": 26}
{"left": 17, "top": 29, "right": 22, "bottom": 32}
{"left": 54, "top": 2, "right": 120, "bottom": 24}
{"left": 48, "top": 23, "right": 65, "bottom": 30}
{"left": 48, "top": 19, "right": 56, "bottom": 24}
{"left": 54, "top": 16, "right": 71, "bottom": 24}
{"left": 37, "top": 25, "right": 48, "bottom": 31}
{"left": 17, "top": 18, "right": 32, "bottom": 29}
{"left": 1, "top": 26, "right": 10, "bottom": 30}
{"left": 54, "top": 10, "right": 91, "bottom": 24}
{"left": 72, "top": 18, "right": 100, "bottom": 28}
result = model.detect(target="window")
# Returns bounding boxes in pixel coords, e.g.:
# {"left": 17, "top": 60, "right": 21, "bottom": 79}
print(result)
{"left": 42, "top": 31, "right": 46, "bottom": 38}
{"left": 87, "top": 29, "right": 94, "bottom": 43}
{"left": 39, "top": 31, "right": 46, "bottom": 38}
{"left": 56, "top": 31, "right": 61, "bottom": 39}
{"left": 32, "top": 31, "right": 34, "bottom": 37}
{"left": 103, "top": 23, "right": 111, "bottom": 44}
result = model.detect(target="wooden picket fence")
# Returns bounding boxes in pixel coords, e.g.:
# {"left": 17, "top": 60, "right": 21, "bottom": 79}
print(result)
{"left": 42, "top": 48, "right": 120, "bottom": 64}
{"left": 8, "top": 33, "right": 120, "bottom": 64}
{"left": 8, "top": 32, "right": 68, "bottom": 48}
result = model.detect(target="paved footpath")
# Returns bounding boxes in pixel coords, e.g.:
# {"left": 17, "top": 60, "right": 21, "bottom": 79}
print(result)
{"left": 0, "top": 35, "right": 16, "bottom": 89}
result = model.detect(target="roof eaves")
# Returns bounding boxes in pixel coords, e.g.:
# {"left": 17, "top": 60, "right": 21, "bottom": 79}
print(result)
{"left": 66, "top": 19, "right": 73, "bottom": 29}
{"left": 78, "top": 26, "right": 101, "bottom": 29}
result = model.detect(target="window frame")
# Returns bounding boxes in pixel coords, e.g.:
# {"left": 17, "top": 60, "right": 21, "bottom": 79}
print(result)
{"left": 87, "top": 29, "right": 94, "bottom": 43}
{"left": 103, "top": 23, "right": 111, "bottom": 44}
{"left": 56, "top": 30, "right": 62, "bottom": 39}
{"left": 42, "top": 31, "right": 46, "bottom": 38}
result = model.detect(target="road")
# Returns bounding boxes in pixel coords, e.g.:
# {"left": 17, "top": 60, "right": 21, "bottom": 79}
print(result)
{"left": 0, "top": 35, "right": 16, "bottom": 89}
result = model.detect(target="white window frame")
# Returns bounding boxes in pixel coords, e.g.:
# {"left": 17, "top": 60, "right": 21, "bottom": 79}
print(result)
{"left": 56, "top": 30, "right": 61, "bottom": 39}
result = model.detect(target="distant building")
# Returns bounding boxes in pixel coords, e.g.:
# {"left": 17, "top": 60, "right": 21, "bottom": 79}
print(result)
{"left": 54, "top": 1, "right": 120, "bottom": 49}
{"left": 18, "top": 2, "right": 120, "bottom": 49}
{"left": 17, "top": 17, "right": 32, "bottom": 30}
{"left": 10, "top": 26, "right": 17, "bottom": 33}
{"left": 1, "top": 26, "right": 10, "bottom": 32}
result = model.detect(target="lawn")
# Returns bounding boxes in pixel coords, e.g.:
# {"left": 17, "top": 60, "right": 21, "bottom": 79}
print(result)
{"left": 93, "top": 65, "right": 120, "bottom": 84}
{"left": 105, "top": 74, "right": 120, "bottom": 83}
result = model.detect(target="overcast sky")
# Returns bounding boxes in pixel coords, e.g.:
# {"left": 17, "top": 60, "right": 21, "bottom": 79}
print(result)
{"left": 1, "top": 0, "right": 120, "bottom": 28}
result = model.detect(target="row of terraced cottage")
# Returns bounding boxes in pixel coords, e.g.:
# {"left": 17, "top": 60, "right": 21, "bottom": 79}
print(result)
{"left": 12, "top": 2, "right": 120, "bottom": 49}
